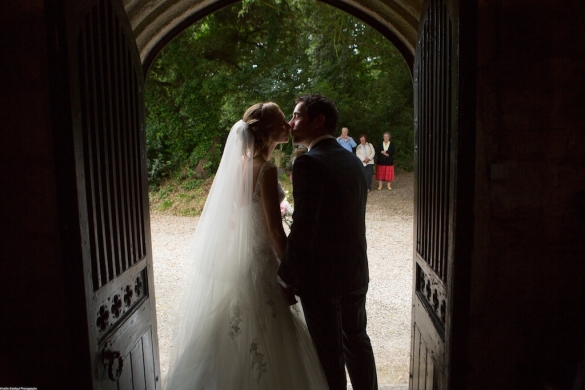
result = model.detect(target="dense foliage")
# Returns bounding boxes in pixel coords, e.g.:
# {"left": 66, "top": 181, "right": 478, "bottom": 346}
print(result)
{"left": 145, "top": 0, "right": 413, "bottom": 188}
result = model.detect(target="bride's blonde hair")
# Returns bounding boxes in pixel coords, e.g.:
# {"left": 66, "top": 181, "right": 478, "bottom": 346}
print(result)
{"left": 243, "top": 102, "right": 281, "bottom": 156}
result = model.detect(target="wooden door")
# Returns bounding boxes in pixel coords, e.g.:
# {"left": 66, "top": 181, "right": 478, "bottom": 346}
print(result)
{"left": 67, "top": 0, "right": 161, "bottom": 388}
{"left": 410, "top": 0, "right": 475, "bottom": 388}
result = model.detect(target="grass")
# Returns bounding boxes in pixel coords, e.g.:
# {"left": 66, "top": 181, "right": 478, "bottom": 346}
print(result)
{"left": 149, "top": 175, "right": 215, "bottom": 216}
{"left": 150, "top": 169, "right": 294, "bottom": 216}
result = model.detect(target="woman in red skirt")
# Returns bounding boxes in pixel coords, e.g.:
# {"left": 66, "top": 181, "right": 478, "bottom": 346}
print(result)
{"left": 375, "top": 132, "right": 396, "bottom": 190}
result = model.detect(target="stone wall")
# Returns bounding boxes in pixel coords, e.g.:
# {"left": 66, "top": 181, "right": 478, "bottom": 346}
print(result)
{"left": 469, "top": 1, "right": 585, "bottom": 388}
{"left": 0, "top": 1, "right": 92, "bottom": 387}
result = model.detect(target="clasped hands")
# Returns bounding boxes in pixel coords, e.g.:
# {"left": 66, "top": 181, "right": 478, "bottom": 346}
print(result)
{"left": 280, "top": 278, "right": 299, "bottom": 306}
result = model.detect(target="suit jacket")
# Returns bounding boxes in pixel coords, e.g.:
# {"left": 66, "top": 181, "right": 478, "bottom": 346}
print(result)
{"left": 278, "top": 138, "right": 369, "bottom": 297}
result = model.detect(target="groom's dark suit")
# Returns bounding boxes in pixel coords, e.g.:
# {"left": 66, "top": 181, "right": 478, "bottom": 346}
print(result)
{"left": 279, "top": 137, "right": 378, "bottom": 390}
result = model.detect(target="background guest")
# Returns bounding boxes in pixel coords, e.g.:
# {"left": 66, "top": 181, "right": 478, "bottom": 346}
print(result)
{"left": 375, "top": 132, "right": 396, "bottom": 190}
{"left": 337, "top": 127, "right": 357, "bottom": 152}
{"left": 356, "top": 134, "right": 376, "bottom": 192}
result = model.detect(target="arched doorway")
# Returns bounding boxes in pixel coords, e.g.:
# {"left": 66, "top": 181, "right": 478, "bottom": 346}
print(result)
{"left": 125, "top": 0, "right": 421, "bottom": 73}
{"left": 137, "top": 1, "right": 474, "bottom": 388}
{"left": 143, "top": 2, "right": 415, "bottom": 385}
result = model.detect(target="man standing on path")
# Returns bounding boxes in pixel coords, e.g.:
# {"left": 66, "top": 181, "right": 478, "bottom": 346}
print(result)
{"left": 278, "top": 94, "right": 378, "bottom": 390}
{"left": 337, "top": 127, "right": 357, "bottom": 152}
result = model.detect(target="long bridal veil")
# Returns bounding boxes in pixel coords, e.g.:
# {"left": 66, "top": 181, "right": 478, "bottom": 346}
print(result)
{"left": 165, "top": 120, "right": 255, "bottom": 389}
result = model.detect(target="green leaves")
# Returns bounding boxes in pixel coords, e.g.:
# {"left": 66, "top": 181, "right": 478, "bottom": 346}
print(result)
{"left": 145, "top": 0, "right": 414, "bottom": 187}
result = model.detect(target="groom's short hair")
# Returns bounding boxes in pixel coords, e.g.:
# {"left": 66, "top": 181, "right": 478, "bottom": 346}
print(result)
{"left": 296, "top": 94, "right": 338, "bottom": 135}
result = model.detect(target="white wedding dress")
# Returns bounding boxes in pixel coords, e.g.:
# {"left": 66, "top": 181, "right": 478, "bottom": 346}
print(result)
{"left": 165, "top": 122, "right": 328, "bottom": 390}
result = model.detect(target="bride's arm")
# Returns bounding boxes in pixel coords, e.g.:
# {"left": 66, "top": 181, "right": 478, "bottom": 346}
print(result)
{"left": 260, "top": 166, "right": 287, "bottom": 262}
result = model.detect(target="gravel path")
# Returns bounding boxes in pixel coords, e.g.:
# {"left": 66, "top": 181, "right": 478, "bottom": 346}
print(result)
{"left": 151, "top": 172, "right": 414, "bottom": 387}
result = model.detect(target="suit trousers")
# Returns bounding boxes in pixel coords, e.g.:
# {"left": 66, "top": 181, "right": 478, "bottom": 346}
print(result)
{"left": 301, "top": 291, "right": 378, "bottom": 390}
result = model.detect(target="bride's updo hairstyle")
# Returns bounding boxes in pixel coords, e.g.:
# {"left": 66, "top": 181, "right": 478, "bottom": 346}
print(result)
{"left": 242, "top": 102, "right": 281, "bottom": 156}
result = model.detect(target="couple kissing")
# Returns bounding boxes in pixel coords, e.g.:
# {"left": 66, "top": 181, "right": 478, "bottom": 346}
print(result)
{"left": 165, "top": 94, "right": 378, "bottom": 390}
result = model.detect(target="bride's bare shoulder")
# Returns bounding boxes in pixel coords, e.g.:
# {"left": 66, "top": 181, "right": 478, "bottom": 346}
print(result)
{"left": 252, "top": 157, "right": 268, "bottom": 187}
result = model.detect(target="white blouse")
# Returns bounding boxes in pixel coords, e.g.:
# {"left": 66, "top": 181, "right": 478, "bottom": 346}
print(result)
{"left": 356, "top": 143, "right": 376, "bottom": 166}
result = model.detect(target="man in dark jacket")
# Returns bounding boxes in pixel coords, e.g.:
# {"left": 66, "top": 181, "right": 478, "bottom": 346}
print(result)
{"left": 278, "top": 94, "right": 378, "bottom": 390}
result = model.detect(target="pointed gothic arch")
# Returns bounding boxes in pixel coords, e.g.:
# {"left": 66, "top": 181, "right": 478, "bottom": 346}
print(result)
{"left": 130, "top": 1, "right": 476, "bottom": 388}
{"left": 120, "top": 0, "right": 422, "bottom": 71}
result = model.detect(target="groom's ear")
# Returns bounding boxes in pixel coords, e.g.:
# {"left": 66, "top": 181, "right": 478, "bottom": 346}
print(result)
{"left": 310, "top": 114, "right": 326, "bottom": 130}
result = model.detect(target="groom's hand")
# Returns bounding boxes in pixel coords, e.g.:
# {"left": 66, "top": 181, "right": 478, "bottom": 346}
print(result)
{"left": 281, "top": 285, "right": 298, "bottom": 306}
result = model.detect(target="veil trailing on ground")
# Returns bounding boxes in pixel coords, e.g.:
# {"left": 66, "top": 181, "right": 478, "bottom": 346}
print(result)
{"left": 165, "top": 120, "right": 255, "bottom": 389}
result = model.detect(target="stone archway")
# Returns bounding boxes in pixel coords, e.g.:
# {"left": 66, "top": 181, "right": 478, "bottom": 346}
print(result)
{"left": 130, "top": 0, "right": 464, "bottom": 388}
{"left": 120, "top": 0, "right": 422, "bottom": 71}
{"left": 146, "top": 2, "right": 420, "bottom": 384}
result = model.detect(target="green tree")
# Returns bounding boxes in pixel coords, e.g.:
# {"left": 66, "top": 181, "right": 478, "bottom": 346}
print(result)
{"left": 145, "top": 0, "right": 413, "bottom": 188}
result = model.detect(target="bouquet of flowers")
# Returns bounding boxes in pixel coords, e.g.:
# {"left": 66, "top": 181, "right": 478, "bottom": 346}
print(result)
{"left": 280, "top": 198, "right": 294, "bottom": 228}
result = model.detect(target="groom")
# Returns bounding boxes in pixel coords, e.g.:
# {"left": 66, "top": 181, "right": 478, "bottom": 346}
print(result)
{"left": 278, "top": 94, "right": 378, "bottom": 390}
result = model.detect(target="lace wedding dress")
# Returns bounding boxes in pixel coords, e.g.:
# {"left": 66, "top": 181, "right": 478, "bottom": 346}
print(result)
{"left": 165, "top": 122, "right": 328, "bottom": 390}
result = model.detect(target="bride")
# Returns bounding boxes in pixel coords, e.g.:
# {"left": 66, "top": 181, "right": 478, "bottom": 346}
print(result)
{"left": 164, "top": 102, "right": 329, "bottom": 389}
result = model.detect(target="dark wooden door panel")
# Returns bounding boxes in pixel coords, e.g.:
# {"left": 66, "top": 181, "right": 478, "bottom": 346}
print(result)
{"left": 118, "top": 360, "right": 134, "bottom": 389}
{"left": 92, "top": 261, "right": 149, "bottom": 342}
{"left": 410, "top": 0, "right": 471, "bottom": 388}
{"left": 130, "top": 337, "right": 147, "bottom": 390}
{"left": 96, "top": 293, "right": 155, "bottom": 385}
{"left": 414, "top": 0, "right": 452, "bottom": 285}
{"left": 68, "top": 0, "right": 161, "bottom": 388}
{"left": 411, "top": 297, "right": 445, "bottom": 389}
{"left": 412, "top": 325, "right": 434, "bottom": 389}
{"left": 78, "top": 0, "right": 146, "bottom": 290}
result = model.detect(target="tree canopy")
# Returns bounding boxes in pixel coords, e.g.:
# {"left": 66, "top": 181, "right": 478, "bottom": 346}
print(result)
{"left": 145, "top": 0, "right": 413, "bottom": 187}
